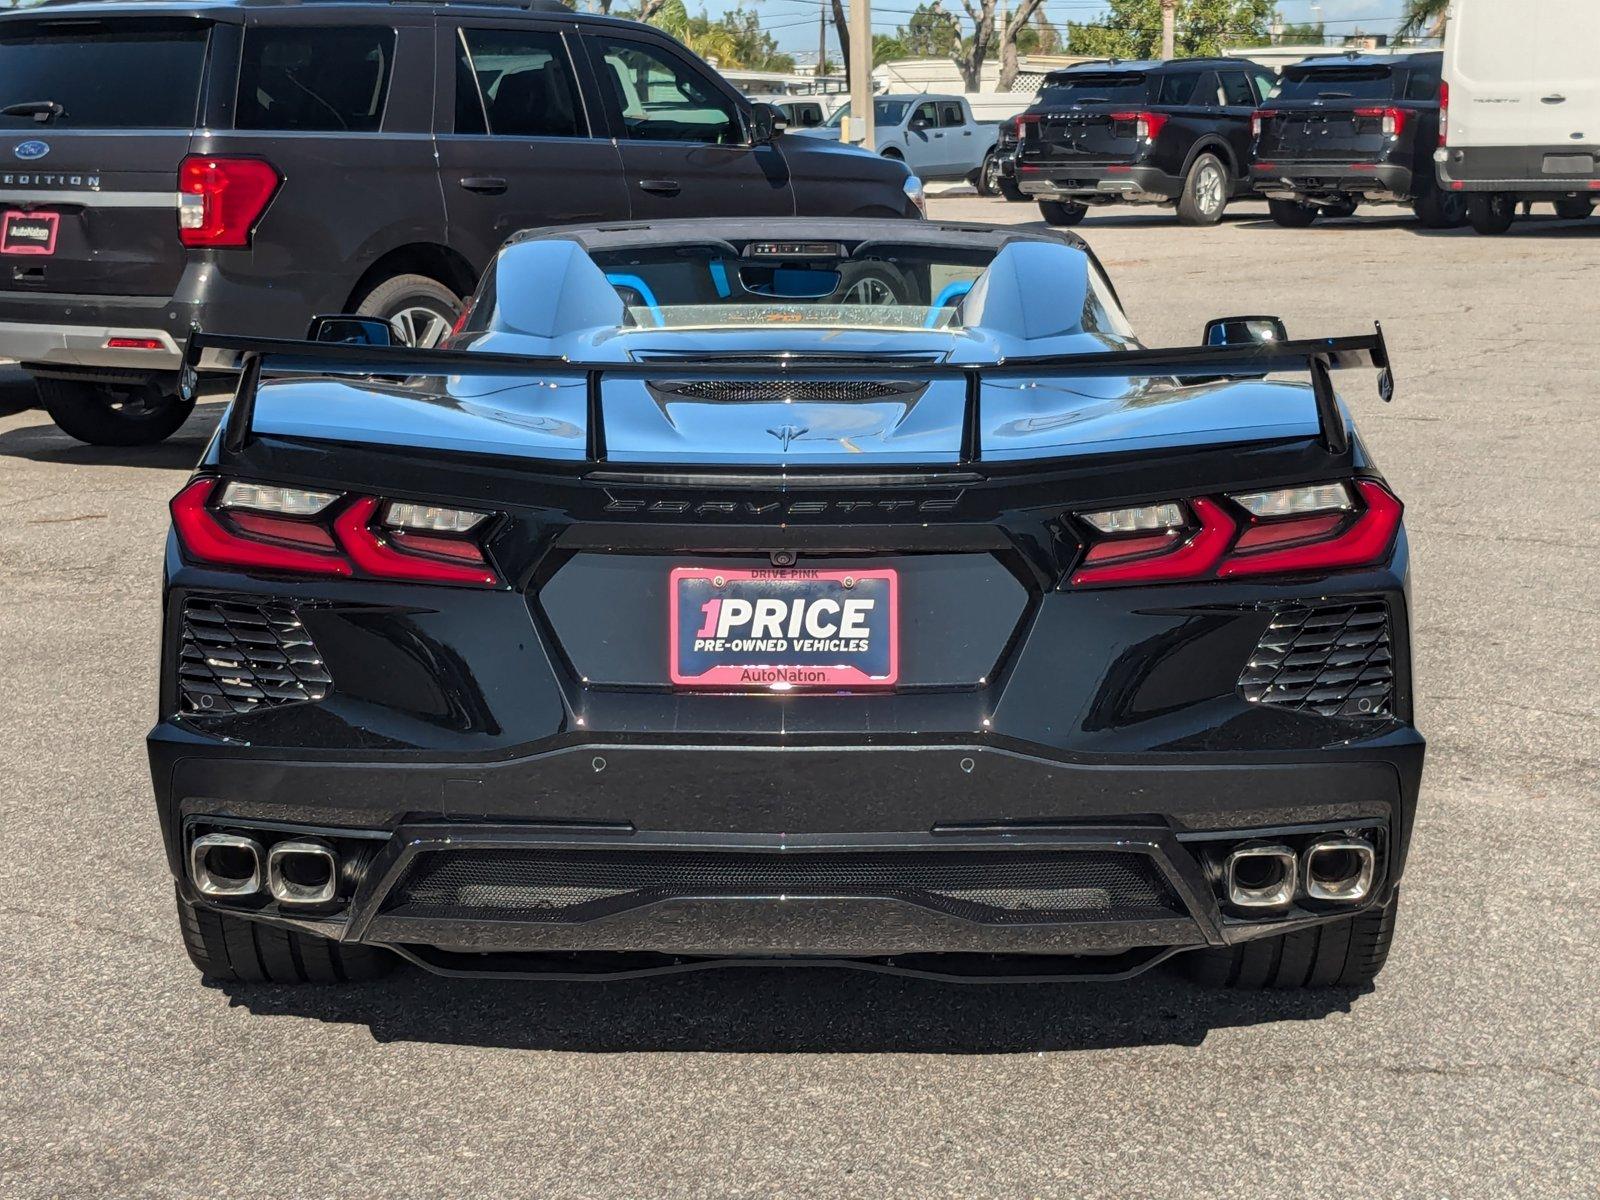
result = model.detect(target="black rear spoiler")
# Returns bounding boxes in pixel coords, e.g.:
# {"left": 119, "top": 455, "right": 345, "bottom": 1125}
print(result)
{"left": 186, "top": 323, "right": 1392, "bottom": 462}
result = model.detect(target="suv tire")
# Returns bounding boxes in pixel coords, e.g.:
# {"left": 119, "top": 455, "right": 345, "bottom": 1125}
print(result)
{"left": 1413, "top": 181, "right": 1468, "bottom": 229}
{"left": 1038, "top": 199, "right": 1087, "bottom": 226}
{"left": 1267, "top": 198, "right": 1319, "bottom": 228}
{"left": 36, "top": 376, "right": 195, "bottom": 447}
{"left": 976, "top": 150, "right": 1000, "bottom": 197}
{"left": 1182, "top": 892, "right": 1399, "bottom": 990}
{"left": 998, "top": 174, "right": 1026, "bottom": 203}
{"left": 1177, "top": 153, "right": 1229, "bottom": 225}
{"left": 1468, "top": 193, "right": 1517, "bottom": 235}
{"left": 176, "top": 888, "right": 395, "bottom": 983}
{"left": 356, "top": 273, "right": 463, "bottom": 348}
{"left": 1554, "top": 196, "right": 1594, "bottom": 220}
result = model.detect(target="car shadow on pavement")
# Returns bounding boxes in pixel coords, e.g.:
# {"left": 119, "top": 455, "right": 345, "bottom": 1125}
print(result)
{"left": 0, "top": 400, "right": 223, "bottom": 470}
{"left": 216, "top": 963, "right": 1366, "bottom": 1054}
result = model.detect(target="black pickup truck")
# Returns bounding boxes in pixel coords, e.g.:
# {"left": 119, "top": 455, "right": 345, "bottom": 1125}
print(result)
{"left": 1250, "top": 52, "right": 1463, "bottom": 228}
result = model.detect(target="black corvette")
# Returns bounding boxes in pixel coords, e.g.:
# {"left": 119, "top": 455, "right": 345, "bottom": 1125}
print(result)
{"left": 152, "top": 219, "right": 1422, "bottom": 990}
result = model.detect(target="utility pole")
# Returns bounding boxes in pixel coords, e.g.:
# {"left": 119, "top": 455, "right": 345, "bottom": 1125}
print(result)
{"left": 1161, "top": 0, "right": 1176, "bottom": 60}
{"left": 818, "top": 2, "right": 827, "bottom": 80}
{"left": 848, "top": 0, "right": 874, "bottom": 150}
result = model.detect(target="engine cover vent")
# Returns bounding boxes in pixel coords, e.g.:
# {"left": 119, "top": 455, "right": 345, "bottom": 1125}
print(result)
{"left": 178, "top": 598, "right": 330, "bottom": 715}
{"left": 1239, "top": 601, "right": 1393, "bottom": 719}
{"left": 653, "top": 379, "right": 923, "bottom": 404}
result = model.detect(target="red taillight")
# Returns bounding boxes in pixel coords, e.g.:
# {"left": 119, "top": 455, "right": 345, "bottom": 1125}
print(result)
{"left": 171, "top": 479, "right": 500, "bottom": 587}
{"left": 105, "top": 336, "right": 166, "bottom": 351}
{"left": 1071, "top": 497, "right": 1234, "bottom": 586}
{"left": 178, "top": 156, "right": 280, "bottom": 248}
{"left": 1356, "top": 106, "right": 1407, "bottom": 137}
{"left": 1438, "top": 80, "right": 1449, "bottom": 148}
{"left": 1111, "top": 111, "right": 1167, "bottom": 141}
{"left": 1218, "top": 481, "right": 1403, "bottom": 578}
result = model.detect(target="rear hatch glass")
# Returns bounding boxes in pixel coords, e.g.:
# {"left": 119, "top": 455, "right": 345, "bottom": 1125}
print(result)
{"left": 1260, "top": 66, "right": 1397, "bottom": 162}
{"left": 0, "top": 18, "right": 209, "bottom": 296}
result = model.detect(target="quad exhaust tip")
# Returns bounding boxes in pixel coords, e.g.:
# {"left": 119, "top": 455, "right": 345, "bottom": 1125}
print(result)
{"left": 1223, "top": 843, "right": 1298, "bottom": 910}
{"left": 1303, "top": 838, "right": 1377, "bottom": 904}
{"left": 190, "top": 833, "right": 263, "bottom": 899}
{"left": 267, "top": 839, "right": 340, "bottom": 906}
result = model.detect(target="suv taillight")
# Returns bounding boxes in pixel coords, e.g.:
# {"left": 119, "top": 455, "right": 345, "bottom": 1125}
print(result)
{"left": 1112, "top": 111, "right": 1168, "bottom": 142}
{"left": 1356, "top": 106, "right": 1407, "bottom": 137}
{"left": 178, "top": 156, "right": 281, "bottom": 248}
{"left": 1252, "top": 109, "right": 1277, "bottom": 139}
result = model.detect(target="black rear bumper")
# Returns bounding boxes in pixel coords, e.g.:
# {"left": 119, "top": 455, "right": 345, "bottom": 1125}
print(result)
{"left": 1252, "top": 161, "right": 1417, "bottom": 200}
{"left": 1017, "top": 163, "right": 1183, "bottom": 203}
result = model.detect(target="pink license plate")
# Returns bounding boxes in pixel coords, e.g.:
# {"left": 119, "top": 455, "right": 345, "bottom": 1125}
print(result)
{"left": 1, "top": 210, "right": 58, "bottom": 255}
{"left": 670, "top": 566, "right": 899, "bottom": 690}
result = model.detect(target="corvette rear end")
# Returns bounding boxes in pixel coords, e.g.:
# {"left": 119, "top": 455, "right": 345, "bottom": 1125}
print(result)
{"left": 150, "top": 219, "right": 1422, "bottom": 990}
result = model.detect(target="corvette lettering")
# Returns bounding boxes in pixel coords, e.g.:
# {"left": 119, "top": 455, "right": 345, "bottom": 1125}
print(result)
{"left": 605, "top": 492, "right": 963, "bottom": 517}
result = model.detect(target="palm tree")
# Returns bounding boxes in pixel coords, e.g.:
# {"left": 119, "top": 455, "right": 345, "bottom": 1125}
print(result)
{"left": 1399, "top": 0, "right": 1448, "bottom": 38}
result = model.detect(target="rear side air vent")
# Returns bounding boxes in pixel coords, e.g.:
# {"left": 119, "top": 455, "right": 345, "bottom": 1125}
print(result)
{"left": 178, "top": 598, "right": 330, "bottom": 715}
{"left": 1239, "top": 601, "right": 1393, "bottom": 719}
{"left": 653, "top": 380, "right": 923, "bottom": 403}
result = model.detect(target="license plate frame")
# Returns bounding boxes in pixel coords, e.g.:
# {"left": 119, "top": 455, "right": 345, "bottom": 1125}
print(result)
{"left": 669, "top": 566, "right": 899, "bottom": 691}
{"left": 1, "top": 210, "right": 59, "bottom": 256}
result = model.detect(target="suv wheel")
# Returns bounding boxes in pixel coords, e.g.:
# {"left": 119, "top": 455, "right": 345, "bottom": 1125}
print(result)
{"left": 1554, "top": 196, "right": 1594, "bottom": 220}
{"left": 1182, "top": 892, "right": 1400, "bottom": 990}
{"left": 998, "top": 173, "right": 1026, "bottom": 203}
{"left": 1177, "top": 153, "right": 1229, "bottom": 225}
{"left": 176, "top": 888, "right": 395, "bottom": 984}
{"left": 35, "top": 376, "right": 195, "bottom": 447}
{"left": 1413, "top": 181, "right": 1468, "bottom": 229}
{"left": 1468, "top": 193, "right": 1517, "bottom": 235}
{"left": 1267, "top": 197, "right": 1319, "bottom": 228}
{"left": 977, "top": 151, "right": 1000, "bottom": 197}
{"left": 356, "top": 273, "right": 463, "bottom": 348}
{"left": 1038, "top": 199, "right": 1087, "bottom": 227}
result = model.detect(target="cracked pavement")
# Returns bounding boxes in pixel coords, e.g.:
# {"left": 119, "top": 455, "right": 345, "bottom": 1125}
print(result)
{"left": 0, "top": 198, "right": 1596, "bottom": 1198}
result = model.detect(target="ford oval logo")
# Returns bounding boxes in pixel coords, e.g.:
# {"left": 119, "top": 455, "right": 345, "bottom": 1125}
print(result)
{"left": 13, "top": 140, "right": 50, "bottom": 161}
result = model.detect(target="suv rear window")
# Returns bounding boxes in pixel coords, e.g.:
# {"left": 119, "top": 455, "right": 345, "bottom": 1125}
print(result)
{"left": 0, "top": 20, "right": 208, "bottom": 128}
{"left": 236, "top": 26, "right": 396, "bottom": 132}
{"left": 1038, "top": 73, "right": 1150, "bottom": 105}
{"left": 1273, "top": 66, "right": 1396, "bottom": 103}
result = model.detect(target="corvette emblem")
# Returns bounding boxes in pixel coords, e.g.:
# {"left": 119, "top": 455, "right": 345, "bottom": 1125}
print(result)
{"left": 767, "top": 423, "right": 809, "bottom": 449}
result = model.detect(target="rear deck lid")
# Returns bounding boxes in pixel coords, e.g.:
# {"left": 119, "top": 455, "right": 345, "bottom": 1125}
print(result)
{"left": 0, "top": 15, "right": 209, "bottom": 296}
{"left": 1258, "top": 64, "right": 1407, "bottom": 162}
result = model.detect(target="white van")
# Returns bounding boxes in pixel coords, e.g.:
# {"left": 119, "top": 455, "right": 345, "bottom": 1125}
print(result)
{"left": 1437, "top": 0, "right": 1600, "bottom": 233}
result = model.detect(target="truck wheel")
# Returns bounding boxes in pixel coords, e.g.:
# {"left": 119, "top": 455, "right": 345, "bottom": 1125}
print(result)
{"left": 176, "top": 888, "right": 394, "bottom": 984}
{"left": 977, "top": 150, "right": 1000, "bottom": 197}
{"left": 1176, "top": 153, "right": 1229, "bottom": 225}
{"left": 356, "top": 273, "right": 462, "bottom": 348}
{"left": 1038, "top": 199, "right": 1087, "bottom": 227}
{"left": 1468, "top": 193, "right": 1517, "bottom": 235}
{"left": 1182, "top": 892, "right": 1399, "bottom": 990}
{"left": 1554, "top": 196, "right": 1594, "bottom": 220}
{"left": 1267, "top": 198, "right": 1319, "bottom": 228}
{"left": 35, "top": 376, "right": 195, "bottom": 447}
{"left": 1412, "top": 181, "right": 1468, "bottom": 228}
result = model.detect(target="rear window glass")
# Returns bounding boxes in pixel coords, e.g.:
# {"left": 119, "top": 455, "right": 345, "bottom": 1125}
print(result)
{"left": 0, "top": 22, "right": 208, "bottom": 129}
{"left": 1272, "top": 66, "right": 1396, "bottom": 103}
{"left": 237, "top": 27, "right": 396, "bottom": 132}
{"left": 1404, "top": 67, "right": 1442, "bottom": 102}
{"left": 1038, "top": 73, "right": 1150, "bottom": 105}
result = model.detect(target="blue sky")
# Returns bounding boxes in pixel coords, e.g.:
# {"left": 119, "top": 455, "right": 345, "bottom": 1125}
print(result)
{"left": 732, "top": 0, "right": 1415, "bottom": 57}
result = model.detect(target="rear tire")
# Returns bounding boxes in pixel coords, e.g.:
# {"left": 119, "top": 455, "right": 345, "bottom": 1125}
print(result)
{"left": 998, "top": 174, "right": 1026, "bottom": 203}
{"left": 1038, "top": 199, "right": 1087, "bottom": 226}
{"left": 355, "top": 273, "right": 462, "bottom": 348}
{"left": 1181, "top": 892, "right": 1399, "bottom": 990}
{"left": 1412, "top": 181, "right": 1468, "bottom": 228}
{"left": 35, "top": 376, "right": 195, "bottom": 446}
{"left": 176, "top": 888, "right": 395, "bottom": 984}
{"left": 1468, "top": 193, "right": 1517, "bottom": 235}
{"left": 976, "top": 151, "right": 1000, "bottom": 196}
{"left": 1176, "top": 153, "right": 1229, "bottom": 225}
{"left": 1267, "top": 197, "right": 1319, "bottom": 228}
{"left": 1553, "top": 196, "right": 1594, "bottom": 220}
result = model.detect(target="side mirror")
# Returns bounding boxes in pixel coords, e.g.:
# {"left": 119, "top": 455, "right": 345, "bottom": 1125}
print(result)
{"left": 1204, "top": 315, "right": 1288, "bottom": 348}
{"left": 750, "top": 102, "right": 788, "bottom": 143}
{"left": 307, "top": 314, "right": 393, "bottom": 346}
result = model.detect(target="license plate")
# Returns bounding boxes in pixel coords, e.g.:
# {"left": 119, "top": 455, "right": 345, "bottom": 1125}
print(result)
{"left": 1, "top": 210, "right": 59, "bottom": 256}
{"left": 670, "top": 566, "right": 898, "bottom": 690}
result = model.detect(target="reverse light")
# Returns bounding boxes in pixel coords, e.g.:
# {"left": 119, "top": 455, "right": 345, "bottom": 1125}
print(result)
{"left": 1231, "top": 483, "right": 1353, "bottom": 519}
{"left": 382, "top": 501, "right": 487, "bottom": 533}
{"left": 1082, "top": 502, "right": 1185, "bottom": 534}
{"left": 1356, "top": 106, "right": 1407, "bottom": 137}
{"left": 1112, "top": 111, "right": 1168, "bottom": 142}
{"left": 219, "top": 481, "right": 339, "bottom": 517}
{"left": 178, "top": 156, "right": 281, "bottom": 248}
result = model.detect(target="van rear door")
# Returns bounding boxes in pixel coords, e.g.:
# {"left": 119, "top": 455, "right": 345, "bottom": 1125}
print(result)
{"left": 1530, "top": 1, "right": 1600, "bottom": 167}
{"left": 1444, "top": 1, "right": 1537, "bottom": 149}
{"left": 0, "top": 15, "right": 206, "bottom": 298}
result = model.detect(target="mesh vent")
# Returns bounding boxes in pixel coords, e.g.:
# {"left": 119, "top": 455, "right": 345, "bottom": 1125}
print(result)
{"left": 655, "top": 380, "right": 921, "bottom": 403}
{"left": 385, "top": 848, "right": 1183, "bottom": 925}
{"left": 1239, "top": 601, "right": 1393, "bottom": 719}
{"left": 179, "top": 598, "right": 331, "bottom": 715}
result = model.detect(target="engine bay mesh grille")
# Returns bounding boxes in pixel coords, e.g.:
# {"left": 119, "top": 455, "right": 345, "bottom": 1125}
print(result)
{"left": 384, "top": 847, "right": 1184, "bottom": 925}
{"left": 178, "top": 598, "right": 330, "bottom": 715}
{"left": 654, "top": 380, "right": 922, "bottom": 403}
{"left": 1238, "top": 601, "right": 1393, "bottom": 719}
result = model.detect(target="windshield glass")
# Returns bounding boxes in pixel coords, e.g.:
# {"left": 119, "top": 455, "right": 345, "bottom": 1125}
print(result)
{"left": 822, "top": 99, "right": 912, "bottom": 128}
{"left": 0, "top": 20, "right": 209, "bottom": 128}
{"left": 1038, "top": 73, "right": 1150, "bottom": 105}
{"left": 1271, "top": 66, "right": 1395, "bottom": 102}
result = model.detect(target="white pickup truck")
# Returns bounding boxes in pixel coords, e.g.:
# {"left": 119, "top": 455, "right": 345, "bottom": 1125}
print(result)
{"left": 789, "top": 93, "right": 1002, "bottom": 183}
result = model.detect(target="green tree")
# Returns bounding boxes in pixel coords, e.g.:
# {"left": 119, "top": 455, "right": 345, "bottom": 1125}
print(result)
{"left": 873, "top": 34, "right": 909, "bottom": 67}
{"left": 898, "top": 3, "right": 961, "bottom": 58}
{"left": 1067, "top": 0, "right": 1274, "bottom": 59}
{"left": 1399, "top": 0, "right": 1447, "bottom": 38}
{"left": 712, "top": 6, "right": 796, "bottom": 71}
{"left": 1278, "top": 20, "right": 1325, "bottom": 43}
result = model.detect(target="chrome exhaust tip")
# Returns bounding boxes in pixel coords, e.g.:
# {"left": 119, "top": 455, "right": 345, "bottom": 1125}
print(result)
{"left": 266, "top": 839, "right": 339, "bottom": 906}
{"left": 1303, "top": 838, "right": 1376, "bottom": 903}
{"left": 190, "top": 833, "right": 263, "bottom": 898}
{"left": 1223, "top": 843, "right": 1298, "bottom": 910}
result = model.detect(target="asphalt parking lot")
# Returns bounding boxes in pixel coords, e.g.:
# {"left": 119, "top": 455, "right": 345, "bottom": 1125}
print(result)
{"left": 1, "top": 196, "right": 1596, "bottom": 1199}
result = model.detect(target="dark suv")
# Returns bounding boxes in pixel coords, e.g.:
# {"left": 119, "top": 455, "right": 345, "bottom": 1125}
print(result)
{"left": 0, "top": 0, "right": 921, "bottom": 445}
{"left": 1014, "top": 57, "right": 1276, "bottom": 227}
{"left": 1251, "top": 52, "right": 1463, "bottom": 228}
